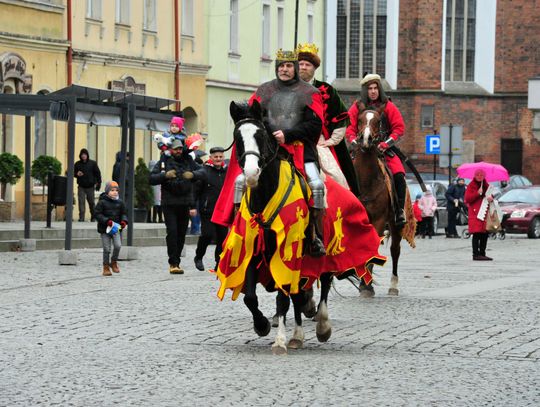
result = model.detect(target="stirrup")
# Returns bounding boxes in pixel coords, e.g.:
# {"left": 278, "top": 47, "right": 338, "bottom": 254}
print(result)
{"left": 395, "top": 209, "right": 407, "bottom": 228}
{"left": 306, "top": 236, "right": 326, "bottom": 258}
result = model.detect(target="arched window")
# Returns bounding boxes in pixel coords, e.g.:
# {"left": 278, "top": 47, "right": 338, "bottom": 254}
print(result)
{"left": 336, "top": 0, "right": 388, "bottom": 79}
{"left": 0, "top": 84, "right": 15, "bottom": 154}
{"left": 444, "top": 0, "right": 476, "bottom": 82}
{"left": 34, "top": 90, "right": 50, "bottom": 159}
{"left": 181, "top": 106, "right": 198, "bottom": 136}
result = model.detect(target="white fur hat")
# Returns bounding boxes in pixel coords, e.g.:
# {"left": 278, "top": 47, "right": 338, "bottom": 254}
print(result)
{"left": 360, "top": 73, "right": 382, "bottom": 86}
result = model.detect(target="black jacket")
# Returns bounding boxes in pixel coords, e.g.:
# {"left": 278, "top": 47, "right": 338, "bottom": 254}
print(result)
{"left": 74, "top": 148, "right": 102, "bottom": 189}
{"left": 149, "top": 152, "right": 206, "bottom": 208}
{"left": 445, "top": 183, "right": 466, "bottom": 205}
{"left": 195, "top": 162, "right": 228, "bottom": 218}
{"left": 94, "top": 192, "right": 128, "bottom": 234}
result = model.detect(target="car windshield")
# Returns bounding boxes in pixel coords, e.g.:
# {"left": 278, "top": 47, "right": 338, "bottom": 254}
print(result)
{"left": 408, "top": 183, "right": 423, "bottom": 199}
{"left": 499, "top": 188, "right": 540, "bottom": 204}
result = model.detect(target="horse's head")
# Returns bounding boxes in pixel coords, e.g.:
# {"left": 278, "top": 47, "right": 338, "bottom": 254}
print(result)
{"left": 355, "top": 107, "right": 385, "bottom": 150}
{"left": 230, "top": 100, "right": 276, "bottom": 188}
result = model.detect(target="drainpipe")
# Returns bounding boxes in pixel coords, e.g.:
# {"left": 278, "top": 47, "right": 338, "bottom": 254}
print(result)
{"left": 67, "top": 0, "right": 73, "bottom": 85}
{"left": 174, "top": 0, "right": 180, "bottom": 110}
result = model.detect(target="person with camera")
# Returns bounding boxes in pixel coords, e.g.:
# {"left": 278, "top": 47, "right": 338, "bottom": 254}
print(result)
{"left": 149, "top": 138, "right": 206, "bottom": 274}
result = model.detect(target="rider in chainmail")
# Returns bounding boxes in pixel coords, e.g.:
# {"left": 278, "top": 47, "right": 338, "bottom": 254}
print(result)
{"left": 235, "top": 49, "right": 326, "bottom": 257}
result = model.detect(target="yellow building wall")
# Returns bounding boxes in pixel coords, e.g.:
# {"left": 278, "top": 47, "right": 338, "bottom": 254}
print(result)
{"left": 0, "top": 3, "right": 64, "bottom": 39}
{"left": 2, "top": 0, "right": 209, "bottom": 220}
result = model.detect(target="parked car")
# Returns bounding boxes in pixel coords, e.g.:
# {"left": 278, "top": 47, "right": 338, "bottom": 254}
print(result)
{"left": 499, "top": 186, "right": 540, "bottom": 238}
{"left": 407, "top": 180, "right": 448, "bottom": 232}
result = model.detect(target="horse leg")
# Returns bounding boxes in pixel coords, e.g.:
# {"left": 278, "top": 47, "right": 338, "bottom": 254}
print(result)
{"left": 301, "top": 287, "right": 317, "bottom": 318}
{"left": 316, "top": 273, "right": 333, "bottom": 342}
{"left": 287, "top": 292, "right": 306, "bottom": 349}
{"left": 271, "top": 293, "right": 283, "bottom": 328}
{"left": 359, "top": 263, "right": 376, "bottom": 298}
{"left": 388, "top": 232, "right": 401, "bottom": 296}
{"left": 243, "top": 264, "right": 271, "bottom": 337}
{"left": 272, "top": 291, "right": 290, "bottom": 355}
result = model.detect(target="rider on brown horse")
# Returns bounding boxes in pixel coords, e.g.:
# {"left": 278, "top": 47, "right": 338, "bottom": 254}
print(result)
{"left": 346, "top": 73, "right": 408, "bottom": 228}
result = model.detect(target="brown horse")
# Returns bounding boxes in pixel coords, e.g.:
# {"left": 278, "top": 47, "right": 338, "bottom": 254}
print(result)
{"left": 352, "top": 108, "right": 411, "bottom": 296}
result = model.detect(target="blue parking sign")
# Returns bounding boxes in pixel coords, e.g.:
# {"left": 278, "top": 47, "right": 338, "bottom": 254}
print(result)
{"left": 425, "top": 135, "right": 440, "bottom": 154}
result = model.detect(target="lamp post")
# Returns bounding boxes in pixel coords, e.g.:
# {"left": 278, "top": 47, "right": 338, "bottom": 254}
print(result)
{"left": 294, "top": 0, "right": 299, "bottom": 48}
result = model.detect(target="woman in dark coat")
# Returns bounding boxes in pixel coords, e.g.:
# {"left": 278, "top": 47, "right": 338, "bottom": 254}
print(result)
{"left": 464, "top": 169, "right": 495, "bottom": 261}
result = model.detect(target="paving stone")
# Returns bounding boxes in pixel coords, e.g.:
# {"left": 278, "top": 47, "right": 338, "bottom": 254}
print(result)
{"left": 0, "top": 235, "right": 538, "bottom": 405}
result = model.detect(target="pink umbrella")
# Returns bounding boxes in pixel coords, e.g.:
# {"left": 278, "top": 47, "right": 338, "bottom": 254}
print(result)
{"left": 457, "top": 161, "right": 510, "bottom": 182}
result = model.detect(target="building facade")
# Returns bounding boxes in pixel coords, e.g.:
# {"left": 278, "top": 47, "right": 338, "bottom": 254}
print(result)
{"left": 205, "top": 0, "right": 325, "bottom": 150}
{"left": 0, "top": 0, "right": 208, "bottom": 218}
{"left": 326, "top": 0, "right": 540, "bottom": 182}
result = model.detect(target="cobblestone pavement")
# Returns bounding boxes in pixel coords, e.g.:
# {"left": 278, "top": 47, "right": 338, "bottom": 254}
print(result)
{"left": 0, "top": 233, "right": 538, "bottom": 406}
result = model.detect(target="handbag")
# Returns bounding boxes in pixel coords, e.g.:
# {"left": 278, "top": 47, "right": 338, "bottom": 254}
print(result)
{"left": 485, "top": 208, "right": 501, "bottom": 233}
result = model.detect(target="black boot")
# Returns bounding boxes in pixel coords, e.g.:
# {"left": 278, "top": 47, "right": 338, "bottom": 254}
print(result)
{"left": 306, "top": 208, "right": 326, "bottom": 258}
{"left": 394, "top": 173, "right": 407, "bottom": 229}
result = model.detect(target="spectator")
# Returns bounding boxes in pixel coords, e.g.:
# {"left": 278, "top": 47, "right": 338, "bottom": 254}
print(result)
{"left": 193, "top": 147, "right": 229, "bottom": 272}
{"left": 464, "top": 169, "right": 494, "bottom": 261}
{"left": 74, "top": 148, "right": 102, "bottom": 222}
{"left": 419, "top": 186, "right": 437, "bottom": 239}
{"left": 149, "top": 138, "right": 206, "bottom": 274}
{"left": 112, "top": 151, "right": 130, "bottom": 188}
{"left": 148, "top": 160, "right": 163, "bottom": 223}
{"left": 94, "top": 181, "right": 128, "bottom": 276}
{"left": 446, "top": 177, "right": 466, "bottom": 238}
{"left": 412, "top": 193, "right": 423, "bottom": 236}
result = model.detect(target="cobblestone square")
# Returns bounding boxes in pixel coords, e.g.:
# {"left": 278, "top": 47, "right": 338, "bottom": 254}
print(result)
{"left": 0, "top": 233, "right": 538, "bottom": 406}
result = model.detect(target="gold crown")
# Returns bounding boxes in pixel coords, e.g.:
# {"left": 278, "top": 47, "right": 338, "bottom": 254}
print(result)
{"left": 275, "top": 49, "right": 298, "bottom": 61}
{"left": 296, "top": 43, "right": 319, "bottom": 56}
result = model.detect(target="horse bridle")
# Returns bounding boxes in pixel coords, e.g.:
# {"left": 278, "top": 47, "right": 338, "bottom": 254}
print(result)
{"left": 233, "top": 117, "right": 279, "bottom": 172}
{"left": 355, "top": 110, "right": 385, "bottom": 154}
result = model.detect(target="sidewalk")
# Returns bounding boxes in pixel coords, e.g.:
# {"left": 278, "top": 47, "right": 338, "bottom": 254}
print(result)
{"left": 0, "top": 220, "right": 198, "bottom": 251}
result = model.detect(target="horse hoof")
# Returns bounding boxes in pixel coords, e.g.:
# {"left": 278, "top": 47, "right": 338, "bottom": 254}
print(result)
{"left": 272, "top": 343, "right": 288, "bottom": 355}
{"left": 316, "top": 327, "right": 332, "bottom": 343}
{"left": 359, "top": 288, "right": 375, "bottom": 298}
{"left": 271, "top": 314, "right": 278, "bottom": 328}
{"left": 302, "top": 301, "right": 317, "bottom": 319}
{"left": 254, "top": 317, "right": 271, "bottom": 337}
{"left": 287, "top": 338, "right": 303, "bottom": 349}
{"left": 388, "top": 288, "right": 399, "bottom": 296}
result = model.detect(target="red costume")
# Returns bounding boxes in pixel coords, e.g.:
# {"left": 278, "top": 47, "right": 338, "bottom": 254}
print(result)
{"left": 464, "top": 179, "right": 490, "bottom": 234}
{"left": 346, "top": 100, "right": 405, "bottom": 175}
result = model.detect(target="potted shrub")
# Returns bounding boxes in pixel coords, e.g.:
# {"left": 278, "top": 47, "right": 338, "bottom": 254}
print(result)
{"left": 134, "top": 157, "right": 153, "bottom": 222}
{"left": 0, "top": 152, "right": 24, "bottom": 221}
{"left": 30, "top": 155, "right": 62, "bottom": 220}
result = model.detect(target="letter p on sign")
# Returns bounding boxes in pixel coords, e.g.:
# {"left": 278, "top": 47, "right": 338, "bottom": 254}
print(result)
{"left": 426, "top": 135, "right": 440, "bottom": 155}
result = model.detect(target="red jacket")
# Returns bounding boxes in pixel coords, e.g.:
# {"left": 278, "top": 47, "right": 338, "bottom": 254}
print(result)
{"left": 464, "top": 179, "right": 490, "bottom": 234}
{"left": 412, "top": 201, "right": 423, "bottom": 222}
{"left": 346, "top": 100, "right": 405, "bottom": 175}
{"left": 346, "top": 100, "right": 404, "bottom": 144}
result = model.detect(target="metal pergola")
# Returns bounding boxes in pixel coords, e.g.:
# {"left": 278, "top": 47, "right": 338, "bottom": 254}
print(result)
{"left": 0, "top": 85, "right": 181, "bottom": 251}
